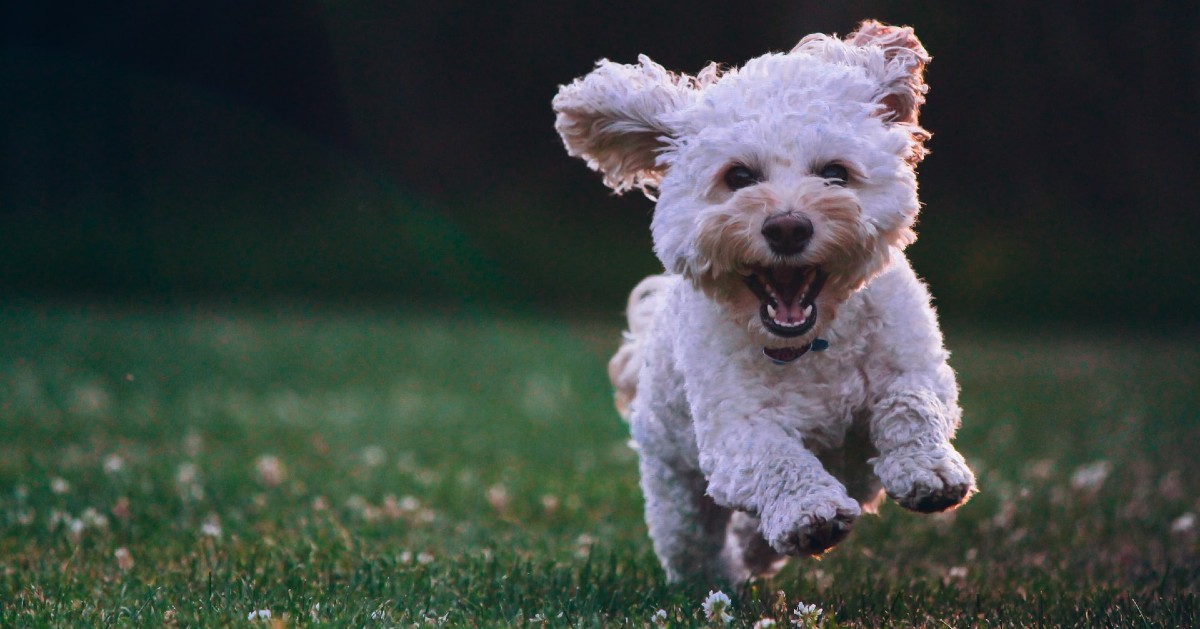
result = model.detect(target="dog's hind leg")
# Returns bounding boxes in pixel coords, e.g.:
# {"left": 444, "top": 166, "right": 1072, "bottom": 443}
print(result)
{"left": 638, "top": 453, "right": 732, "bottom": 584}
{"left": 620, "top": 275, "right": 730, "bottom": 582}
{"left": 722, "top": 511, "right": 788, "bottom": 583}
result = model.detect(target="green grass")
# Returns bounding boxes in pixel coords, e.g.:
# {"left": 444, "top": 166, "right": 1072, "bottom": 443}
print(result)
{"left": 0, "top": 304, "right": 1197, "bottom": 627}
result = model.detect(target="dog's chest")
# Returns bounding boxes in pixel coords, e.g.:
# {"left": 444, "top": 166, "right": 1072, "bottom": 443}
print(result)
{"left": 755, "top": 352, "right": 869, "bottom": 450}
{"left": 672, "top": 295, "right": 873, "bottom": 451}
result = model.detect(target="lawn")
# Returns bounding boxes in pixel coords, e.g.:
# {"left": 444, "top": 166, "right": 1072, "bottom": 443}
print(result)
{"left": 0, "top": 304, "right": 1197, "bottom": 626}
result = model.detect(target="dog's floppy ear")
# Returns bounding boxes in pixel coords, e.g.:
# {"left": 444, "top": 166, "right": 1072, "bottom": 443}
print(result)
{"left": 844, "top": 20, "right": 930, "bottom": 127}
{"left": 790, "top": 21, "right": 931, "bottom": 162}
{"left": 553, "top": 55, "right": 699, "bottom": 195}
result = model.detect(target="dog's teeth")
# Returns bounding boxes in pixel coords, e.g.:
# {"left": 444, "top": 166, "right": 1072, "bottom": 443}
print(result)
{"left": 766, "top": 304, "right": 777, "bottom": 318}
{"left": 804, "top": 304, "right": 813, "bottom": 316}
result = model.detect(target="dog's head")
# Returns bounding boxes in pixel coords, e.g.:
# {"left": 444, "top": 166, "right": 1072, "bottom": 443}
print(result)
{"left": 554, "top": 20, "right": 931, "bottom": 349}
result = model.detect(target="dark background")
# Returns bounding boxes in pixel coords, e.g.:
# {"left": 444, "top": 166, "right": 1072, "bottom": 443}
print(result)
{"left": 3, "top": 2, "right": 1197, "bottom": 326}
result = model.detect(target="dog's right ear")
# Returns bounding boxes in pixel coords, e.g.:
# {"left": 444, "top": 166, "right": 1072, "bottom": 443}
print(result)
{"left": 843, "top": 20, "right": 930, "bottom": 127}
{"left": 553, "top": 55, "right": 698, "bottom": 195}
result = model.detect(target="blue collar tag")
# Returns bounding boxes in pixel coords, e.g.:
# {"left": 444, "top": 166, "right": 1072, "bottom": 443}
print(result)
{"left": 810, "top": 338, "right": 829, "bottom": 352}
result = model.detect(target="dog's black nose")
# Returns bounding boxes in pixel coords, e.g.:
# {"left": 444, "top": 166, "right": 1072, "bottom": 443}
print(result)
{"left": 761, "top": 213, "right": 813, "bottom": 255}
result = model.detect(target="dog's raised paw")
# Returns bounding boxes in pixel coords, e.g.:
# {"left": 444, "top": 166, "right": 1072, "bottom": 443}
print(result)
{"left": 875, "top": 445, "right": 976, "bottom": 513}
{"left": 787, "top": 513, "right": 854, "bottom": 556}
{"left": 765, "top": 498, "right": 860, "bottom": 556}
{"left": 893, "top": 479, "right": 972, "bottom": 513}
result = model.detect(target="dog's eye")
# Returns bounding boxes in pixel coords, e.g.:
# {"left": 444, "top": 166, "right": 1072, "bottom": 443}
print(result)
{"left": 817, "top": 163, "right": 850, "bottom": 186}
{"left": 723, "top": 165, "right": 761, "bottom": 191}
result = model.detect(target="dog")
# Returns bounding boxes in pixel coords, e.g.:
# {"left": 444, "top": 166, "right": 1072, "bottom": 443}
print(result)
{"left": 553, "top": 20, "right": 976, "bottom": 584}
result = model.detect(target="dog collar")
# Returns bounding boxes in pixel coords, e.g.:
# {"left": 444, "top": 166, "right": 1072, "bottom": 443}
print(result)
{"left": 763, "top": 338, "right": 828, "bottom": 365}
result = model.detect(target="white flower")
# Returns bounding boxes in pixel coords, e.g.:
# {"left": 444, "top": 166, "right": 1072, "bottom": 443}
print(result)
{"left": 50, "top": 477, "right": 70, "bottom": 494}
{"left": 486, "top": 483, "right": 510, "bottom": 512}
{"left": 176, "top": 462, "right": 199, "bottom": 485}
{"left": 651, "top": 609, "right": 669, "bottom": 626}
{"left": 254, "top": 454, "right": 286, "bottom": 487}
{"left": 114, "top": 547, "right": 134, "bottom": 571}
{"left": 1070, "top": 460, "right": 1112, "bottom": 493}
{"left": 103, "top": 454, "right": 126, "bottom": 475}
{"left": 702, "top": 590, "right": 733, "bottom": 624}
{"left": 247, "top": 609, "right": 271, "bottom": 621}
{"left": 361, "top": 445, "right": 386, "bottom": 467}
{"left": 574, "top": 533, "right": 595, "bottom": 559}
{"left": 753, "top": 619, "right": 778, "bottom": 628}
{"left": 790, "top": 602, "right": 823, "bottom": 628}
{"left": 1171, "top": 512, "right": 1196, "bottom": 535}
{"left": 175, "top": 463, "right": 205, "bottom": 500}
{"left": 200, "top": 514, "right": 223, "bottom": 538}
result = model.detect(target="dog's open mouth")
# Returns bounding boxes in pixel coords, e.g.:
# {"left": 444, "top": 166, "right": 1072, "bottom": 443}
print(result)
{"left": 743, "top": 265, "right": 827, "bottom": 338}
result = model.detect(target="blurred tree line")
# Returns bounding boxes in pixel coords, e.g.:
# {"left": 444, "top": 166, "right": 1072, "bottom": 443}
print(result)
{"left": 2, "top": 1, "right": 1197, "bottom": 326}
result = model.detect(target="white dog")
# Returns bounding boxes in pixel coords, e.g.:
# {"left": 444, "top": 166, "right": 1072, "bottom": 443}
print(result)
{"left": 554, "top": 20, "right": 976, "bottom": 584}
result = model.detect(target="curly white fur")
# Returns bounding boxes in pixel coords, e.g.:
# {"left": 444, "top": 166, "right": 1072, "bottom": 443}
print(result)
{"left": 554, "top": 20, "right": 976, "bottom": 585}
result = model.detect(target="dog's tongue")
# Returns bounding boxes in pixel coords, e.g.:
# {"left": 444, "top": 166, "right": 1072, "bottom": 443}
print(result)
{"left": 768, "top": 267, "right": 809, "bottom": 325}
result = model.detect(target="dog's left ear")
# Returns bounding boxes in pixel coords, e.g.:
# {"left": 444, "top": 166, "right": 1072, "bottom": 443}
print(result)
{"left": 844, "top": 20, "right": 930, "bottom": 127}
{"left": 793, "top": 20, "right": 931, "bottom": 162}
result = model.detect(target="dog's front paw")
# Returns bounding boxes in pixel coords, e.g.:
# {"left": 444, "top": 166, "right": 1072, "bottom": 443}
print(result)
{"left": 874, "top": 445, "right": 976, "bottom": 513}
{"left": 762, "top": 493, "right": 860, "bottom": 556}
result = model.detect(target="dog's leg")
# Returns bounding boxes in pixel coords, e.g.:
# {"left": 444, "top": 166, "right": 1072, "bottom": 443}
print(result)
{"left": 697, "top": 424, "right": 862, "bottom": 559}
{"left": 869, "top": 388, "right": 976, "bottom": 512}
{"left": 638, "top": 453, "right": 732, "bottom": 583}
{"left": 862, "top": 262, "right": 977, "bottom": 513}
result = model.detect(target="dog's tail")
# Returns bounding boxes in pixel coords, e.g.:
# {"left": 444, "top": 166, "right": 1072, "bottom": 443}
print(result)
{"left": 608, "top": 274, "right": 676, "bottom": 421}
